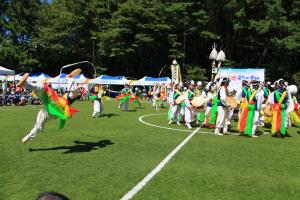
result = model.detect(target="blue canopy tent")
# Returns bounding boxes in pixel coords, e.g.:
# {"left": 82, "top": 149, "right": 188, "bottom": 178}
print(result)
{"left": 134, "top": 76, "right": 171, "bottom": 86}
{"left": 89, "top": 75, "right": 128, "bottom": 85}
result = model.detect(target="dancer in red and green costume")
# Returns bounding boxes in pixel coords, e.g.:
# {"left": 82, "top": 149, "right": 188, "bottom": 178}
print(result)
{"left": 237, "top": 80, "right": 250, "bottom": 132}
{"left": 19, "top": 73, "right": 84, "bottom": 143}
{"left": 117, "top": 84, "right": 131, "bottom": 111}
{"left": 205, "top": 82, "right": 218, "bottom": 127}
{"left": 268, "top": 79, "right": 290, "bottom": 137}
{"left": 239, "top": 81, "right": 263, "bottom": 138}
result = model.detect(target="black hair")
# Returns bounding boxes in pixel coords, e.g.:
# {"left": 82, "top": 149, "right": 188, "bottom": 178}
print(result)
{"left": 36, "top": 192, "right": 70, "bottom": 200}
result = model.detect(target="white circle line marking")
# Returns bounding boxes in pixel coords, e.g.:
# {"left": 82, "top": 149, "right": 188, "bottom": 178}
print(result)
{"left": 120, "top": 126, "right": 201, "bottom": 200}
{"left": 138, "top": 113, "right": 211, "bottom": 134}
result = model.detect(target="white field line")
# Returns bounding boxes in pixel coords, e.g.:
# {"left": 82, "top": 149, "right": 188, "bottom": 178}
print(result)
{"left": 138, "top": 113, "right": 269, "bottom": 136}
{"left": 138, "top": 113, "right": 211, "bottom": 133}
{"left": 120, "top": 126, "right": 201, "bottom": 200}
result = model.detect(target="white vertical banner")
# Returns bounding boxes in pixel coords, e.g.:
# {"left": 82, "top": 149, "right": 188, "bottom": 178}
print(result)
{"left": 218, "top": 68, "right": 265, "bottom": 90}
{"left": 171, "top": 64, "right": 179, "bottom": 83}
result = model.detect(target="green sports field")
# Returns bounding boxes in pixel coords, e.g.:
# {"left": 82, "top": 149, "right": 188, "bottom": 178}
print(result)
{"left": 0, "top": 100, "right": 300, "bottom": 200}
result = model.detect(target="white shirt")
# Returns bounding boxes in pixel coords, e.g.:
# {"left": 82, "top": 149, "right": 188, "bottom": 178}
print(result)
{"left": 218, "top": 87, "right": 227, "bottom": 107}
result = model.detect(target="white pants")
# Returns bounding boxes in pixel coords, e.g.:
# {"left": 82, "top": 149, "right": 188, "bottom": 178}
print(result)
{"left": 170, "top": 104, "right": 181, "bottom": 122}
{"left": 226, "top": 107, "right": 234, "bottom": 125}
{"left": 152, "top": 98, "right": 159, "bottom": 110}
{"left": 23, "top": 108, "right": 50, "bottom": 141}
{"left": 251, "top": 110, "right": 259, "bottom": 135}
{"left": 185, "top": 106, "right": 195, "bottom": 123}
{"left": 215, "top": 106, "right": 229, "bottom": 133}
{"left": 93, "top": 100, "right": 103, "bottom": 117}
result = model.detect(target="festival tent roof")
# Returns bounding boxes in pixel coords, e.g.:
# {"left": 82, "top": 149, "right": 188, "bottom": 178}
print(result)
{"left": 0, "top": 66, "right": 15, "bottom": 75}
{"left": 0, "top": 75, "right": 6, "bottom": 80}
{"left": 133, "top": 76, "right": 171, "bottom": 86}
{"left": 46, "top": 73, "right": 69, "bottom": 84}
{"left": 89, "top": 75, "right": 128, "bottom": 85}
{"left": 27, "top": 73, "right": 51, "bottom": 82}
{"left": 6, "top": 73, "right": 24, "bottom": 81}
{"left": 72, "top": 74, "right": 87, "bottom": 83}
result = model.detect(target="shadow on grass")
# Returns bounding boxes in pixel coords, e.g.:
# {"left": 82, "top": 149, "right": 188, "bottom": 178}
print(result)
{"left": 121, "top": 110, "right": 137, "bottom": 112}
{"left": 29, "top": 139, "right": 114, "bottom": 154}
{"left": 100, "top": 113, "right": 119, "bottom": 118}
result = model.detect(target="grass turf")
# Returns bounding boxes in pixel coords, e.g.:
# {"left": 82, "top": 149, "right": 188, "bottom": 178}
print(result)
{"left": 0, "top": 100, "right": 299, "bottom": 200}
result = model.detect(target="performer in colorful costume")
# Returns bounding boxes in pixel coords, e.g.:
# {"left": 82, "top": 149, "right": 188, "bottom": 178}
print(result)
{"left": 268, "top": 79, "right": 290, "bottom": 137}
{"left": 236, "top": 80, "right": 250, "bottom": 131}
{"left": 152, "top": 84, "right": 161, "bottom": 110}
{"left": 184, "top": 81, "right": 195, "bottom": 129}
{"left": 214, "top": 77, "right": 230, "bottom": 135}
{"left": 205, "top": 82, "right": 218, "bottom": 127}
{"left": 286, "top": 85, "right": 300, "bottom": 125}
{"left": 20, "top": 73, "right": 83, "bottom": 143}
{"left": 117, "top": 84, "right": 131, "bottom": 111}
{"left": 116, "top": 85, "right": 141, "bottom": 111}
{"left": 194, "top": 81, "right": 206, "bottom": 124}
{"left": 168, "top": 83, "right": 183, "bottom": 125}
{"left": 90, "top": 85, "right": 107, "bottom": 117}
{"left": 239, "top": 81, "right": 263, "bottom": 138}
{"left": 259, "top": 82, "right": 272, "bottom": 125}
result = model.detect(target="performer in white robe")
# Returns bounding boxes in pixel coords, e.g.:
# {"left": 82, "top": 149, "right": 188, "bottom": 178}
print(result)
{"left": 184, "top": 81, "right": 195, "bottom": 129}
{"left": 214, "top": 77, "right": 230, "bottom": 135}
{"left": 168, "top": 83, "right": 183, "bottom": 125}
{"left": 92, "top": 86, "right": 106, "bottom": 117}
{"left": 152, "top": 84, "right": 160, "bottom": 110}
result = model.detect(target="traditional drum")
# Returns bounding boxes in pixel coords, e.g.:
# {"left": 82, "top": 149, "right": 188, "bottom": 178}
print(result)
{"left": 192, "top": 96, "right": 205, "bottom": 111}
{"left": 175, "top": 94, "right": 185, "bottom": 105}
{"left": 227, "top": 96, "right": 237, "bottom": 108}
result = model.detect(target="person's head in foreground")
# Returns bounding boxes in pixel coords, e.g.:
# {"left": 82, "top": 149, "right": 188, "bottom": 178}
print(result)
{"left": 36, "top": 191, "right": 70, "bottom": 200}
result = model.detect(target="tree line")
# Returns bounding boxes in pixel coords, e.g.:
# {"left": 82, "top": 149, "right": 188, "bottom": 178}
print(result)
{"left": 0, "top": 0, "right": 299, "bottom": 83}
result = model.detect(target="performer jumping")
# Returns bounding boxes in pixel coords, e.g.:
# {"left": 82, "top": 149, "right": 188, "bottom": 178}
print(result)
{"left": 20, "top": 72, "right": 84, "bottom": 143}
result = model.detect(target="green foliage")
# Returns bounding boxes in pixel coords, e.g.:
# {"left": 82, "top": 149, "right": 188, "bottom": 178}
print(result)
{"left": 184, "top": 64, "right": 208, "bottom": 81}
{"left": 0, "top": 0, "right": 299, "bottom": 81}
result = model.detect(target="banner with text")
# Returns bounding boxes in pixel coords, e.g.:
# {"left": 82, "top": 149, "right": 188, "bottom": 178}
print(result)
{"left": 218, "top": 68, "right": 265, "bottom": 90}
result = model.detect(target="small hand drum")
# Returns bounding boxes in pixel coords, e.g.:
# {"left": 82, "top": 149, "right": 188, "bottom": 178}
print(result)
{"left": 175, "top": 95, "right": 185, "bottom": 105}
{"left": 227, "top": 96, "right": 237, "bottom": 108}
{"left": 192, "top": 96, "right": 205, "bottom": 111}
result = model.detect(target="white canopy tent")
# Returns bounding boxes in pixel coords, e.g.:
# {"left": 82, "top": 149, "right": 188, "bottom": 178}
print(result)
{"left": 133, "top": 76, "right": 171, "bottom": 86}
{"left": 6, "top": 74, "right": 23, "bottom": 81}
{"left": 0, "top": 66, "right": 15, "bottom": 75}
{"left": 89, "top": 75, "right": 128, "bottom": 85}
{"left": 27, "top": 73, "right": 51, "bottom": 82}
{"left": 0, "top": 75, "right": 7, "bottom": 80}
{"left": 72, "top": 74, "right": 87, "bottom": 84}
